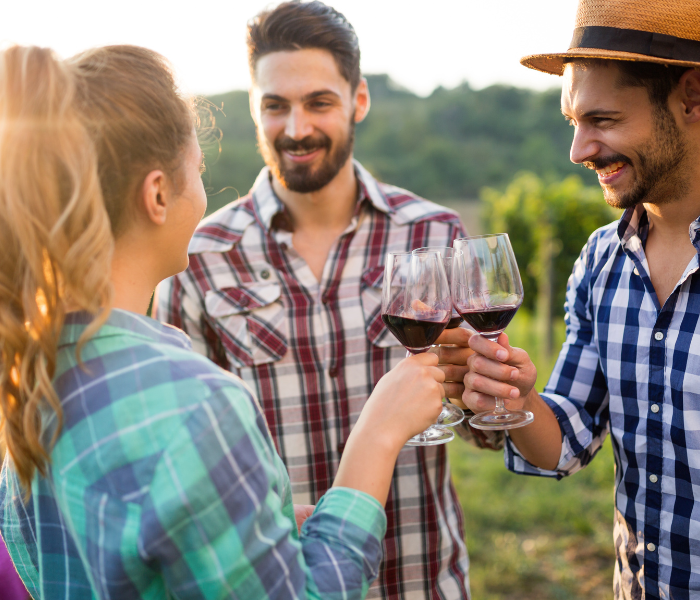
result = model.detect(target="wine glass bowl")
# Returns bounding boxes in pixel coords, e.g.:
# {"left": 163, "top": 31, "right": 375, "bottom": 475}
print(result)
{"left": 381, "top": 251, "right": 455, "bottom": 445}
{"left": 411, "top": 247, "right": 465, "bottom": 428}
{"left": 452, "top": 235, "right": 534, "bottom": 430}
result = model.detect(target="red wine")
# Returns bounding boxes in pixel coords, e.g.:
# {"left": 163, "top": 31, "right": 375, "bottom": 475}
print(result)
{"left": 382, "top": 314, "right": 448, "bottom": 352}
{"left": 446, "top": 316, "right": 463, "bottom": 329}
{"left": 457, "top": 305, "right": 520, "bottom": 335}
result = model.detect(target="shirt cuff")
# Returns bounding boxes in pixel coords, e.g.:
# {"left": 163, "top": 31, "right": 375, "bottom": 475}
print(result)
{"left": 307, "top": 487, "right": 387, "bottom": 542}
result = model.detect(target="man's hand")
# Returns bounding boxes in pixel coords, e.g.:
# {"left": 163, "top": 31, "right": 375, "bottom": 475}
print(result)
{"left": 432, "top": 327, "right": 473, "bottom": 406}
{"left": 294, "top": 504, "right": 315, "bottom": 533}
{"left": 462, "top": 330, "right": 537, "bottom": 413}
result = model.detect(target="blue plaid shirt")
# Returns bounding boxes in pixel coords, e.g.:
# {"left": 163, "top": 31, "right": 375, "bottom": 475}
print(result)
{"left": 505, "top": 205, "right": 700, "bottom": 600}
{"left": 0, "top": 309, "right": 386, "bottom": 599}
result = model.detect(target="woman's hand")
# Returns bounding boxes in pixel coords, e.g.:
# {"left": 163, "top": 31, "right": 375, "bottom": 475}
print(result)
{"left": 461, "top": 331, "right": 537, "bottom": 413}
{"left": 356, "top": 353, "right": 445, "bottom": 449}
{"left": 334, "top": 354, "right": 445, "bottom": 504}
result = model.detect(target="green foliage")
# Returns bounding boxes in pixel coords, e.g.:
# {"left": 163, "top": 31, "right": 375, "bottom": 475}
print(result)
{"left": 481, "top": 173, "right": 618, "bottom": 315}
{"left": 201, "top": 75, "right": 600, "bottom": 215}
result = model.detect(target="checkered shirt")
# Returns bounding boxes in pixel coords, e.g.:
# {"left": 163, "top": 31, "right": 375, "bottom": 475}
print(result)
{"left": 504, "top": 205, "right": 700, "bottom": 600}
{"left": 158, "top": 162, "right": 500, "bottom": 600}
{"left": 0, "top": 309, "right": 387, "bottom": 599}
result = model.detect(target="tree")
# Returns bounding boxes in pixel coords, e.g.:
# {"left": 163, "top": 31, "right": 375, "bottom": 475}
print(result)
{"left": 481, "top": 172, "right": 618, "bottom": 356}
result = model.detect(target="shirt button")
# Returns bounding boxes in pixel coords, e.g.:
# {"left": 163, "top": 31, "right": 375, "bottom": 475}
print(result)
{"left": 260, "top": 269, "right": 271, "bottom": 280}
{"left": 329, "top": 366, "right": 339, "bottom": 378}
{"left": 654, "top": 331, "right": 664, "bottom": 341}
{"left": 322, "top": 293, "right": 330, "bottom": 304}
{"left": 651, "top": 404, "right": 660, "bottom": 413}
{"left": 238, "top": 296, "right": 249, "bottom": 307}
{"left": 647, "top": 543, "right": 656, "bottom": 552}
{"left": 633, "top": 267, "right": 640, "bottom": 276}
{"left": 649, "top": 474, "right": 658, "bottom": 483}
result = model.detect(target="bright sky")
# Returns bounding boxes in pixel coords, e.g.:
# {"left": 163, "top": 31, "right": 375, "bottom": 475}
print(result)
{"left": 2, "top": 0, "right": 579, "bottom": 96}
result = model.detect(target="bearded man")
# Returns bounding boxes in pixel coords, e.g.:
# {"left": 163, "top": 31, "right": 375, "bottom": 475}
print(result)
{"left": 158, "top": 2, "right": 495, "bottom": 598}
{"left": 459, "top": 1, "right": 700, "bottom": 598}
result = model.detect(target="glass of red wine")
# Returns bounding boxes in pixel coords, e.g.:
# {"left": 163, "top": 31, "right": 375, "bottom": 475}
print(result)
{"left": 412, "top": 247, "right": 465, "bottom": 428}
{"left": 382, "top": 251, "right": 454, "bottom": 445}
{"left": 452, "top": 234, "right": 534, "bottom": 430}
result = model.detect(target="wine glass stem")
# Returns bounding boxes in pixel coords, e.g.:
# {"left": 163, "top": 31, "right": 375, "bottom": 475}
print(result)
{"left": 494, "top": 398, "right": 507, "bottom": 414}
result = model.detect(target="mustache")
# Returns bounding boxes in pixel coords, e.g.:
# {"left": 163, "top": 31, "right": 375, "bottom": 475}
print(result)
{"left": 582, "top": 153, "right": 631, "bottom": 171}
{"left": 275, "top": 134, "right": 331, "bottom": 153}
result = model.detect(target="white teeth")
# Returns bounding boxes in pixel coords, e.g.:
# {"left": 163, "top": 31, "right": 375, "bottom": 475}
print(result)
{"left": 286, "top": 149, "right": 318, "bottom": 156}
{"left": 597, "top": 161, "right": 625, "bottom": 176}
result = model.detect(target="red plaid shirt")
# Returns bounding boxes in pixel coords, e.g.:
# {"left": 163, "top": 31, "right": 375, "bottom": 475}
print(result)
{"left": 158, "top": 162, "right": 497, "bottom": 599}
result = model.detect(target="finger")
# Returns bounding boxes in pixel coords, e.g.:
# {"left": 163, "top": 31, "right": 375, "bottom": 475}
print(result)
{"left": 462, "top": 390, "right": 499, "bottom": 413}
{"left": 437, "top": 344, "right": 474, "bottom": 366}
{"left": 411, "top": 352, "right": 439, "bottom": 367}
{"left": 428, "top": 366, "right": 446, "bottom": 383}
{"left": 468, "top": 353, "right": 519, "bottom": 382}
{"left": 442, "top": 381, "right": 465, "bottom": 403}
{"left": 464, "top": 371, "right": 520, "bottom": 400}
{"left": 438, "top": 364, "right": 469, "bottom": 382}
{"left": 468, "top": 333, "right": 511, "bottom": 362}
{"left": 435, "top": 326, "right": 475, "bottom": 347}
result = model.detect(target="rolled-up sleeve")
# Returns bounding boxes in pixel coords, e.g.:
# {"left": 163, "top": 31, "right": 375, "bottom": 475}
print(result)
{"left": 504, "top": 236, "right": 610, "bottom": 480}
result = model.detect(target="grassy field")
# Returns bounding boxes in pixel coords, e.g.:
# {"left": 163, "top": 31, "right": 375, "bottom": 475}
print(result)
{"left": 449, "top": 310, "right": 616, "bottom": 599}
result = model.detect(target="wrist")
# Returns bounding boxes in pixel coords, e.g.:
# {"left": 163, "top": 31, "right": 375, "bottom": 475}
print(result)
{"left": 348, "top": 419, "right": 403, "bottom": 460}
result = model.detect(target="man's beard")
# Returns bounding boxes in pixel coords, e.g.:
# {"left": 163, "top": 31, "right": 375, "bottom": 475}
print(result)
{"left": 584, "top": 106, "right": 690, "bottom": 210}
{"left": 258, "top": 119, "right": 355, "bottom": 193}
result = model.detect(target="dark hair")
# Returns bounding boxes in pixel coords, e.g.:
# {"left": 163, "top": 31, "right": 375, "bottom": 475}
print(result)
{"left": 564, "top": 58, "right": 691, "bottom": 110}
{"left": 247, "top": 1, "right": 361, "bottom": 90}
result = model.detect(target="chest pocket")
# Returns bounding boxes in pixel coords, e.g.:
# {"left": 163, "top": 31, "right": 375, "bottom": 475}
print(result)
{"left": 205, "top": 283, "right": 288, "bottom": 368}
{"left": 360, "top": 265, "right": 402, "bottom": 348}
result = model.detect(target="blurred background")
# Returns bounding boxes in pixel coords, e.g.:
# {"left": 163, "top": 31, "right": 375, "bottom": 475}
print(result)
{"left": 2, "top": 1, "right": 618, "bottom": 598}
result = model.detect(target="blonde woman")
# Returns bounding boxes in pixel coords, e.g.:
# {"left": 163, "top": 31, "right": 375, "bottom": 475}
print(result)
{"left": 0, "top": 45, "right": 445, "bottom": 599}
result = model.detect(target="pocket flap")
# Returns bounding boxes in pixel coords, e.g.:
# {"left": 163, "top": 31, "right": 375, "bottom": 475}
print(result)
{"left": 205, "top": 284, "right": 282, "bottom": 317}
{"left": 361, "top": 265, "right": 385, "bottom": 290}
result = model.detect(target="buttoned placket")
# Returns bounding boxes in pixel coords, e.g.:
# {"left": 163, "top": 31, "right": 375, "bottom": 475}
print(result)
{"left": 621, "top": 215, "right": 700, "bottom": 599}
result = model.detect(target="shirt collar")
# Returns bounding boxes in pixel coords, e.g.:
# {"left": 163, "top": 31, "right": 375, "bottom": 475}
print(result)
{"left": 59, "top": 309, "right": 192, "bottom": 351}
{"left": 249, "top": 160, "right": 393, "bottom": 232}
{"left": 618, "top": 204, "right": 700, "bottom": 255}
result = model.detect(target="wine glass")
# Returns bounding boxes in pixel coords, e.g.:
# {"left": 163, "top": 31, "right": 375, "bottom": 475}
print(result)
{"left": 382, "top": 251, "right": 454, "bottom": 445}
{"left": 412, "top": 247, "right": 465, "bottom": 428}
{"left": 452, "top": 235, "right": 534, "bottom": 430}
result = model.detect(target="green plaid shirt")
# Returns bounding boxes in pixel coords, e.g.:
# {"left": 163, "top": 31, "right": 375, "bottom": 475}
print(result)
{"left": 0, "top": 309, "right": 386, "bottom": 599}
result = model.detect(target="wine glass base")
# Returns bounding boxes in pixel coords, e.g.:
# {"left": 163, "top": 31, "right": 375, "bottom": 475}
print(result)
{"left": 436, "top": 402, "right": 465, "bottom": 428}
{"left": 405, "top": 426, "right": 455, "bottom": 446}
{"left": 469, "top": 410, "right": 534, "bottom": 431}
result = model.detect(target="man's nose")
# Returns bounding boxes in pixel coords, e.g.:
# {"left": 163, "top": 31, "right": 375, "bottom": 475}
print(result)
{"left": 284, "top": 106, "right": 314, "bottom": 140}
{"left": 570, "top": 126, "right": 601, "bottom": 165}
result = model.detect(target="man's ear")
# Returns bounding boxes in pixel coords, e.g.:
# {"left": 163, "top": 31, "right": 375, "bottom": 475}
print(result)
{"left": 353, "top": 77, "right": 371, "bottom": 124}
{"left": 140, "top": 169, "right": 168, "bottom": 226}
{"left": 679, "top": 69, "right": 700, "bottom": 124}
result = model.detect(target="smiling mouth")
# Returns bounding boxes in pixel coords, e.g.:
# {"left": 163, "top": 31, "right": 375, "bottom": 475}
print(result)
{"left": 284, "top": 147, "right": 323, "bottom": 157}
{"left": 596, "top": 161, "right": 626, "bottom": 177}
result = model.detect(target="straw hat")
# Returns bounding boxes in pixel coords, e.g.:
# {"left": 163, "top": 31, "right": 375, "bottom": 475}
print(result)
{"left": 521, "top": 0, "right": 700, "bottom": 75}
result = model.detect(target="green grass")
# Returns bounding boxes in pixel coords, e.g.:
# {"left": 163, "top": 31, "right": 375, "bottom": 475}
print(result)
{"left": 449, "top": 310, "right": 616, "bottom": 599}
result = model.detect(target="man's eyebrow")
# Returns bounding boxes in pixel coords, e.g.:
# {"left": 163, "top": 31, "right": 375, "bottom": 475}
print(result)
{"left": 261, "top": 90, "right": 341, "bottom": 103}
{"left": 302, "top": 90, "right": 340, "bottom": 101}
{"left": 561, "top": 108, "right": 622, "bottom": 118}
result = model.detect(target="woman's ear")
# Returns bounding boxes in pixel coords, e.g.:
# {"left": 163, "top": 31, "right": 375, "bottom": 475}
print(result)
{"left": 140, "top": 170, "right": 168, "bottom": 225}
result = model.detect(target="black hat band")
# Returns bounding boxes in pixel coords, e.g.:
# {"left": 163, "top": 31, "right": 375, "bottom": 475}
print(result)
{"left": 570, "top": 25, "right": 700, "bottom": 62}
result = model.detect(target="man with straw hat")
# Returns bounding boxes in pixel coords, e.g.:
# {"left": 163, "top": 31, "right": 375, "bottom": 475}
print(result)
{"left": 460, "top": 0, "right": 700, "bottom": 598}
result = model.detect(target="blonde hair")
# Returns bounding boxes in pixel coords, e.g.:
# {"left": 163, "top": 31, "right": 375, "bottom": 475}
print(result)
{"left": 0, "top": 45, "right": 195, "bottom": 493}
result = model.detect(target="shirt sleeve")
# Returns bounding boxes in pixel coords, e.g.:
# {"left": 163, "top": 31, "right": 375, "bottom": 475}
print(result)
{"left": 504, "top": 235, "right": 610, "bottom": 479}
{"left": 138, "top": 381, "right": 386, "bottom": 600}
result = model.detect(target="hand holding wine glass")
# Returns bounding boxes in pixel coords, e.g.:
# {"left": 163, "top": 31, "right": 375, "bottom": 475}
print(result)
{"left": 452, "top": 234, "right": 534, "bottom": 430}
